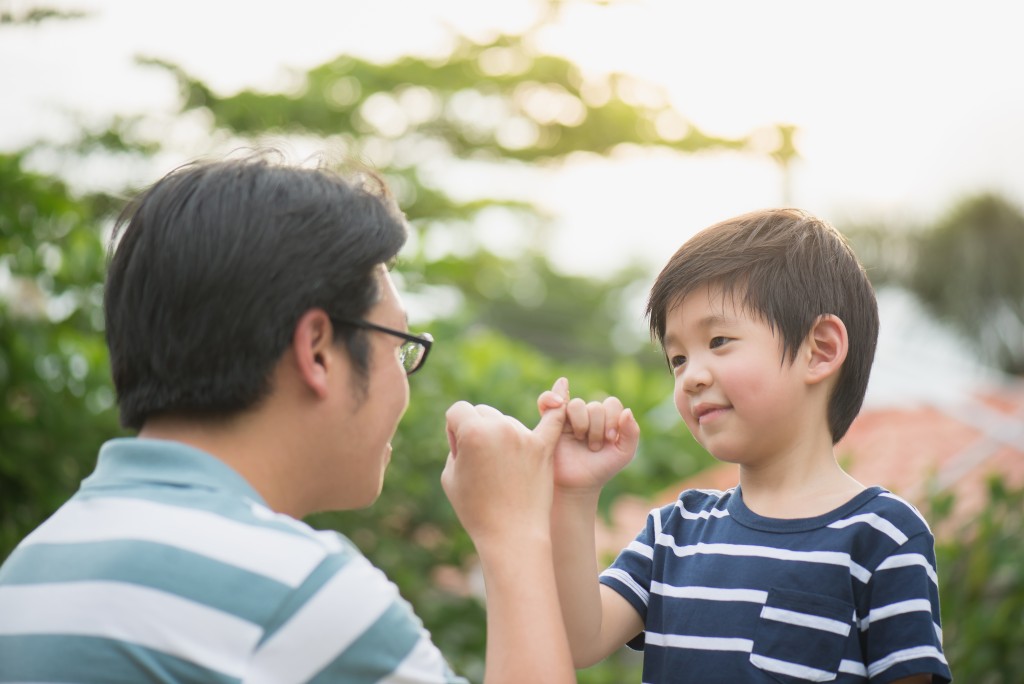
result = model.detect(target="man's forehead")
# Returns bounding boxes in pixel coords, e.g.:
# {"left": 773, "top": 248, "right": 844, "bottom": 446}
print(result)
{"left": 371, "top": 267, "right": 409, "bottom": 325}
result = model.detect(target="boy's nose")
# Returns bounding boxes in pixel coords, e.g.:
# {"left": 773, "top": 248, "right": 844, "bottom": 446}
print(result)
{"left": 680, "top": 359, "right": 711, "bottom": 394}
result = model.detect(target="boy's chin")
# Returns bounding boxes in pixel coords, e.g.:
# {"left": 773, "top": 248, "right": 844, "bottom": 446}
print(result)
{"left": 702, "top": 443, "right": 746, "bottom": 465}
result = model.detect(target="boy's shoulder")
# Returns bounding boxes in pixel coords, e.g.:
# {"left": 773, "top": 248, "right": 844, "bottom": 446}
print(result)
{"left": 677, "top": 486, "right": 735, "bottom": 506}
{"left": 848, "top": 487, "right": 936, "bottom": 538}
{"left": 657, "top": 487, "right": 735, "bottom": 521}
{"left": 659, "top": 486, "right": 935, "bottom": 537}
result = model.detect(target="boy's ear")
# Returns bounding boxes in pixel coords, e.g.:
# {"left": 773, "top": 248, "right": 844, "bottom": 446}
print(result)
{"left": 805, "top": 314, "right": 848, "bottom": 385}
{"left": 292, "top": 309, "right": 335, "bottom": 399}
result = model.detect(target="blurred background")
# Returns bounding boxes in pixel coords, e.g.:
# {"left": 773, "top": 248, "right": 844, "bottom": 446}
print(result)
{"left": 2, "top": 0, "right": 1022, "bottom": 680}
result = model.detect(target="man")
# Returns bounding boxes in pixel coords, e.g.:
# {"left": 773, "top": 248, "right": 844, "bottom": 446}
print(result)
{"left": 0, "top": 154, "right": 574, "bottom": 683}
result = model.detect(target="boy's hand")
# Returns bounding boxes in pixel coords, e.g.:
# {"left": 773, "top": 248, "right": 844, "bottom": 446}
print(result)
{"left": 538, "top": 378, "right": 639, "bottom": 493}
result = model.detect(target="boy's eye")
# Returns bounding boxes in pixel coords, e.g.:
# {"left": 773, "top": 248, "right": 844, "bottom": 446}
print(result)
{"left": 669, "top": 355, "right": 687, "bottom": 369}
{"left": 710, "top": 336, "right": 729, "bottom": 349}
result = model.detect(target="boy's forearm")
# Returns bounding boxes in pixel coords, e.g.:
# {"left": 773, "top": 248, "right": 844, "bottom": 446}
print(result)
{"left": 551, "top": 489, "right": 607, "bottom": 667}
{"left": 475, "top": 532, "right": 575, "bottom": 684}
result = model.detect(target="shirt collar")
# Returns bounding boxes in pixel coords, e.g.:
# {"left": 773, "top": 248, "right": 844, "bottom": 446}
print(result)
{"left": 82, "top": 437, "right": 268, "bottom": 506}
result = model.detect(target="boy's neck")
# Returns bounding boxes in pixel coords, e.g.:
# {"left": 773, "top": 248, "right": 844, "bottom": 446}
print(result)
{"left": 736, "top": 449, "right": 865, "bottom": 519}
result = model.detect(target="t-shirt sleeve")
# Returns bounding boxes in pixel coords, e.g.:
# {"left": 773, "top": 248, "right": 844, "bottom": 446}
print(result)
{"left": 598, "top": 506, "right": 660, "bottom": 650}
{"left": 863, "top": 530, "right": 952, "bottom": 683}
{"left": 249, "top": 537, "right": 468, "bottom": 684}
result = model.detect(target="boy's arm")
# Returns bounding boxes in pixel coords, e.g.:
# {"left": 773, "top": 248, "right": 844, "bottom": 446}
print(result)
{"left": 552, "top": 488, "right": 644, "bottom": 667}
{"left": 540, "top": 379, "right": 644, "bottom": 667}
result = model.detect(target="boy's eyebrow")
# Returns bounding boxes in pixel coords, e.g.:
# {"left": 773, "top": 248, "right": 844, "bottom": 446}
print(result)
{"left": 663, "top": 314, "right": 738, "bottom": 347}
{"left": 698, "top": 314, "right": 736, "bottom": 328}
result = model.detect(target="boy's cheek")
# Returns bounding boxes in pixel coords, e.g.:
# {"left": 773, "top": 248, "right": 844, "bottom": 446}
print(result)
{"left": 673, "top": 392, "right": 694, "bottom": 426}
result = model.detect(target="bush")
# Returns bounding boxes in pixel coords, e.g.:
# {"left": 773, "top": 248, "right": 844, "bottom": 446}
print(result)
{"left": 930, "top": 478, "right": 1024, "bottom": 682}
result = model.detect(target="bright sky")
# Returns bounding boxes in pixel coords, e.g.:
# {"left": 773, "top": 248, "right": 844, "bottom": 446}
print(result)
{"left": 3, "top": 0, "right": 1022, "bottom": 277}
{"left": 3, "top": 0, "right": 1014, "bottom": 399}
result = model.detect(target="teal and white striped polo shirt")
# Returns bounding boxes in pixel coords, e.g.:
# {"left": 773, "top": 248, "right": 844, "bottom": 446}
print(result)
{"left": 0, "top": 438, "right": 467, "bottom": 684}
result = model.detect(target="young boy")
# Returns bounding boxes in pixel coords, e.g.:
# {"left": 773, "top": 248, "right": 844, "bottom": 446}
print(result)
{"left": 541, "top": 209, "right": 952, "bottom": 683}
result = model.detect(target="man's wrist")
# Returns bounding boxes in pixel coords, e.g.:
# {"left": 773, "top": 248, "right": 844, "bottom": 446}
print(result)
{"left": 476, "top": 527, "right": 554, "bottom": 569}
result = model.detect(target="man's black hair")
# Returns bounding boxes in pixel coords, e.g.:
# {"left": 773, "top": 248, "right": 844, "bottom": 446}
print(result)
{"left": 104, "top": 153, "right": 408, "bottom": 430}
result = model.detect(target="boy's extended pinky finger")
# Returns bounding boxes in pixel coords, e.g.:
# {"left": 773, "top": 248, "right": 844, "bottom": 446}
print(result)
{"left": 616, "top": 408, "right": 641, "bottom": 452}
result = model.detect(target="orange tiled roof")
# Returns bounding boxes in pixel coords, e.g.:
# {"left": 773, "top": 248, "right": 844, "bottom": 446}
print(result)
{"left": 598, "top": 379, "right": 1024, "bottom": 554}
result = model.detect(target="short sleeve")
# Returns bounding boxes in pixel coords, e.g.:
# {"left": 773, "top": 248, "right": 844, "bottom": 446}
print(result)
{"left": 599, "top": 506, "right": 661, "bottom": 650}
{"left": 863, "top": 531, "right": 952, "bottom": 683}
{"left": 249, "top": 546, "right": 468, "bottom": 684}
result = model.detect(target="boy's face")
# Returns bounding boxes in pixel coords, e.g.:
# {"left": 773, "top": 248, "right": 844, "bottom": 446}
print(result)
{"left": 663, "top": 284, "right": 811, "bottom": 466}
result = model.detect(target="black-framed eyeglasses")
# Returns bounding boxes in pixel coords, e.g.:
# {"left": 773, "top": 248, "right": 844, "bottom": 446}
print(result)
{"left": 337, "top": 319, "right": 433, "bottom": 375}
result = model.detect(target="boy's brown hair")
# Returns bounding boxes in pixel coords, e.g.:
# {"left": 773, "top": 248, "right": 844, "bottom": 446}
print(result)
{"left": 646, "top": 208, "right": 879, "bottom": 443}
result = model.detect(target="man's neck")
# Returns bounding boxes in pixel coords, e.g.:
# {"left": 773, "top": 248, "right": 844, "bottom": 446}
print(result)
{"left": 139, "top": 413, "right": 307, "bottom": 518}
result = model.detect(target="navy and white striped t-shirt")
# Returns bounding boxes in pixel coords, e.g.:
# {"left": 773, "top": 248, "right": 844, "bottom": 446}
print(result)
{"left": 600, "top": 486, "right": 952, "bottom": 683}
{"left": 0, "top": 438, "right": 467, "bottom": 684}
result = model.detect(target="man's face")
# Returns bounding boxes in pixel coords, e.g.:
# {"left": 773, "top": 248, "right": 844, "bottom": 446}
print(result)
{"left": 325, "top": 267, "right": 412, "bottom": 509}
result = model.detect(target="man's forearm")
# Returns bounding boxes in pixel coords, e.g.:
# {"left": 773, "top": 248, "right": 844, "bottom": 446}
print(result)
{"left": 476, "top": 531, "right": 575, "bottom": 684}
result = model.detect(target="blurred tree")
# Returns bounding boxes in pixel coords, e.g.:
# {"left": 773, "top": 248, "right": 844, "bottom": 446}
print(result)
{"left": 0, "top": 3, "right": 86, "bottom": 25}
{"left": 845, "top": 194, "right": 1024, "bottom": 375}
{"left": 124, "top": 14, "right": 765, "bottom": 369}
{"left": 0, "top": 152, "right": 125, "bottom": 554}
{"left": 910, "top": 194, "right": 1024, "bottom": 375}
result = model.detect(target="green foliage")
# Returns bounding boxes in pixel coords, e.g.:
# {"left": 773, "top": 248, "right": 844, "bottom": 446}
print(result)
{"left": 0, "top": 153, "right": 125, "bottom": 555}
{"left": 151, "top": 39, "right": 747, "bottom": 163}
{"left": 125, "top": 24, "right": 752, "bottom": 252}
{"left": 929, "top": 479, "right": 1024, "bottom": 682}
{"left": 415, "top": 250, "right": 654, "bottom": 366}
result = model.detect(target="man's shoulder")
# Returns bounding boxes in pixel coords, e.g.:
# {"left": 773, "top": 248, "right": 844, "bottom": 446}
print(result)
{"left": 10, "top": 487, "right": 359, "bottom": 591}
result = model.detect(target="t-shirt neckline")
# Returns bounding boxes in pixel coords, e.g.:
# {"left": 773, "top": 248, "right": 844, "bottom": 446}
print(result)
{"left": 725, "top": 485, "right": 886, "bottom": 533}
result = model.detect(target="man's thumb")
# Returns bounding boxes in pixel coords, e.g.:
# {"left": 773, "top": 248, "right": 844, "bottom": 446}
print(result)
{"left": 533, "top": 403, "right": 567, "bottom": 445}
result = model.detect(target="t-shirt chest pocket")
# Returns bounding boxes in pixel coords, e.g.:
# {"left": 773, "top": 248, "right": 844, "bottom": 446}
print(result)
{"left": 749, "top": 587, "right": 855, "bottom": 683}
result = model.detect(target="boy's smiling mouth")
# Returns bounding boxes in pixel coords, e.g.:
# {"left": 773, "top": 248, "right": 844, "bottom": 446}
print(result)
{"left": 692, "top": 402, "right": 730, "bottom": 424}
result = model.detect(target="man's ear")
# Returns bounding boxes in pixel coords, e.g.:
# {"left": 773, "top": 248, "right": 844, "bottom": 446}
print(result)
{"left": 805, "top": 314, "right": 848, "bottom": 385}
{"left": 292, "top": 309, "right": 335, "bottom": 399}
